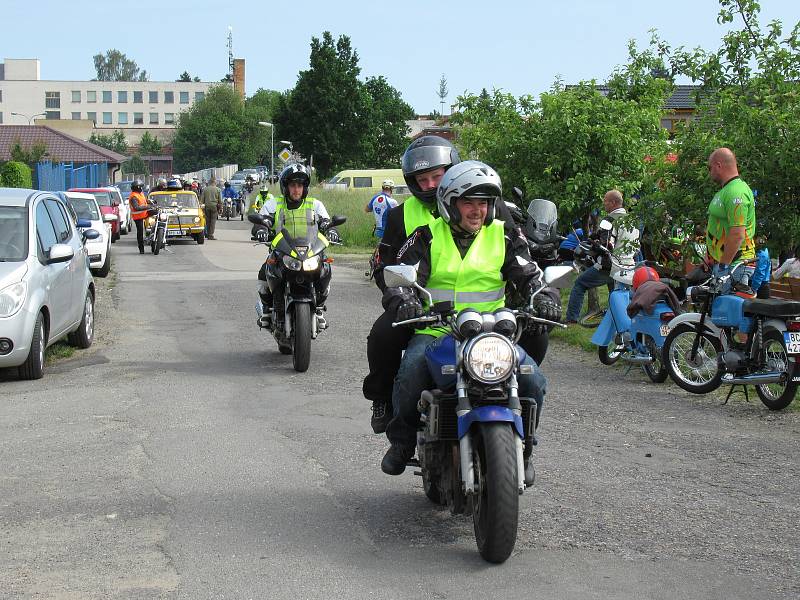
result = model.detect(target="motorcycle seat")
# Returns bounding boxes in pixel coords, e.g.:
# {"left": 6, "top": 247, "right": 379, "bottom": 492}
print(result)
{"left": 743, "top": 298, "right": 800, "bottom": 318}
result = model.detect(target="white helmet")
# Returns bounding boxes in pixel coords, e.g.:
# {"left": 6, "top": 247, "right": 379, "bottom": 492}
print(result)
{"left": 436, "top": 160, "right": 501, "bottom": 228}
{"left": 382, "top": 179, "right": 395, "bottom": 189}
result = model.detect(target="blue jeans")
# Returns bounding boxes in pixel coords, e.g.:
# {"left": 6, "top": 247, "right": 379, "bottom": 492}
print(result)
{"left": 386, "top": 334, "right": 547, "bottom": 449}
{"left": 566, "top": 267, "right": 612, "bottom": 322}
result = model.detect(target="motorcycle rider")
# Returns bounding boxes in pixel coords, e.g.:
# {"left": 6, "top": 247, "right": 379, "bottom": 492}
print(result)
{"left": 128, "top": 179, "right": 152, "bottom": 254}
{"left": 256, "top": 163, "right": 332, "bottom": 324}
{"left": 222, "top": 181, "right": 237, "bottom": 217}
{"left": 363, "top": 136, "right": 461, "bottom": 434}
{"left": 380, "top": 161, "right": 559, "bottom": 483}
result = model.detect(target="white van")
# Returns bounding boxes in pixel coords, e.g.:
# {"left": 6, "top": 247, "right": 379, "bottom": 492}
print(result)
{"left": 322, "top": 169, "right": 407, "bottom": 194}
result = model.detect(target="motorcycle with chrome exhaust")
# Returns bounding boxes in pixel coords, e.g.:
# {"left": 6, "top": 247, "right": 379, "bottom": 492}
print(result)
{"left": 383, "top": 263, "right": 573, "bottom": 563}
{"left": 248, "top": 212, "right": 346, "bottom": 372}
{"left": 662, "top": 262, "right": 800, "bottom": 409}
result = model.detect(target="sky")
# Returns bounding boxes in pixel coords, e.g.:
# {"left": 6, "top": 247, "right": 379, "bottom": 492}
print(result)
{"left": 4, "top": 0, "right": 800, "bottom": 114}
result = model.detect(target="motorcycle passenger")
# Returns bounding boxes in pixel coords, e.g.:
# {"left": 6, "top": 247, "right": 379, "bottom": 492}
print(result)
{"left": 128, "top": 179, "right": 151, "bottom": 254}
{"left": 363, "top": 136, "right": 461, "bottom": 434}
{"left": 365, "top": 179, "right": 398, "bottom": 239}
{"left": 151, "top": 177, "right": 168, "bottom": 194}
{"left": 380, "top": 161, "right": 559, "bottom": 484}
{"left": 256, "top": 163, "right": 331, "bottom": 322}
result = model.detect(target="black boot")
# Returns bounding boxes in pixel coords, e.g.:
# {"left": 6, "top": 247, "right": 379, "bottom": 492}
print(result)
{"left": 370, "top": 400, "right": 391, "bottom": 434}
{"left": 381, "top": 444, "right": 414, "bottom": 475}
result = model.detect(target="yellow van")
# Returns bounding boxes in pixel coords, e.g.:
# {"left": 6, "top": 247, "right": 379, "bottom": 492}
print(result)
{"left": 322, "top": 169, "right": 407, "bottom": 194}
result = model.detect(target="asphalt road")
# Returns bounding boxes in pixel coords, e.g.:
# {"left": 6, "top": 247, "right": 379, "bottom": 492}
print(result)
{"left": 2, "top": 218, "right": 798, "bottom": 599}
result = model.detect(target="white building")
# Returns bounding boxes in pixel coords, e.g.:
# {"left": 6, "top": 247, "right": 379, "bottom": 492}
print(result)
{"left": 0, "top": 58, "right": 228, "bottom": 146}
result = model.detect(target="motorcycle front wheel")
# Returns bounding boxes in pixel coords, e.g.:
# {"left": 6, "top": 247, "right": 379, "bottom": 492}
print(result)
{"left": 755, "top": 329, "right": 799, "bottom": 410}
{"left": 292, "top": 303, "right": 312, "bottom": 372}
{"left": 664, "top": 324, "right": 723, "bottom": 394}
{"left": 643, "top": 337, "right": 668, "bottom": 383}
{"left": 472, "top": 422, "right": 519, "bottom": 564}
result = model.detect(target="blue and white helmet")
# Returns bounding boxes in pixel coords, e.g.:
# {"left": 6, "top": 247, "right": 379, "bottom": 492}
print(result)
{"left": 436, "top": 160, "right": 502, "bottom": 228}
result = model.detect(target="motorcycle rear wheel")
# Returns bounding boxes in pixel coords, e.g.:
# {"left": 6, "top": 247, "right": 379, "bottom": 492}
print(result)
{"left": 755, "top": 329, "right": 798, "bottom": 410}
{"left": 664, "top": 324, "right": 723, "bottom": 394}
{"left": 472, "top": 422, "right": 519, "bottom": 564}
{"left": 643, "top": 337, "right": 668, "bottom": 383}
{"left": 292, "top": 303, "right": 312, "bottom": 372}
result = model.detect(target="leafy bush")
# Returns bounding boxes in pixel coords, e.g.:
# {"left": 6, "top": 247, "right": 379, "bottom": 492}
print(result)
{"left": 0, "top": 161, "right": 33, "bottom": 188}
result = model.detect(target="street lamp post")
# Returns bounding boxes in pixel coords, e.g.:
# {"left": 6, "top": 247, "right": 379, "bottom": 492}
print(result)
{"left": 11, "top": 112, "right": 46, "bottom": 125}
{"left": 258, "top": 121, "right": 274, "bottom": 187}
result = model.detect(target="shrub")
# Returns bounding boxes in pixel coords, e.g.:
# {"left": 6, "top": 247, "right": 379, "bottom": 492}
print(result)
{"left": 0, "top": 161, "right": 33, "bottom": 188}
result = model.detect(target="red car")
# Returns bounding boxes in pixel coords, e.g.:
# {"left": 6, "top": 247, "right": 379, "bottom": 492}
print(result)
{"left": 68, "top": 187, "right": 122, "bottom": 242}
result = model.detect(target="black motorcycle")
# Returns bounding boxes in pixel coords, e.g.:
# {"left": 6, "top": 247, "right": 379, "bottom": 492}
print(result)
{"left": 248, "top": 213, "right": 346, "bottom": 372}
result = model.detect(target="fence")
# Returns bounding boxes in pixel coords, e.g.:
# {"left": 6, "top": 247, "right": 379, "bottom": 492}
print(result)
{"left": 37, "top": 161, "right": 110, "bottom": 191}
{"left": 178, "top": 164, "right": 239, "bottom": 184}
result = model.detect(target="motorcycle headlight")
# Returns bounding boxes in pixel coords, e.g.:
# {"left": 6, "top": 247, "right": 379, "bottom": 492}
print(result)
{"left": 456, "top": 309, "right": 483, "bottom": 338}
{"left": 158, "top": 213, "right": 168, "bottom": 221}
{"left": 463, "top": 333, "right": 516, "bottom": 384}
{"left": 146, "top": 217, "right": 155, "bottom": 227}
{"left": 0, "top": 281, "right": 27, "bottom": 318}
{"left": 282, "top": 255, "right": 302, "bottom": 271}
{"left": 302, "top": 256, "right": 320, "bottom": 271}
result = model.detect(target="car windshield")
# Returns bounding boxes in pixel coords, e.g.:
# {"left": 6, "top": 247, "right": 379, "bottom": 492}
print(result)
{"left": 117, "top": 182, "right": 132, "bottom": 196}
{"left": 151, "top": 193, "right": 199, "bottom": 208}
{"left": 92, "top": 192, "right": 112, "bottom": 207}
{"left": 68, "top": 198, "right": 101, "bottom": 221}
{"left": 0, "top": 206, "right": 29, "bottom": 261}
{"left": 231, "top": 172, "right": 246, "bottom": 180}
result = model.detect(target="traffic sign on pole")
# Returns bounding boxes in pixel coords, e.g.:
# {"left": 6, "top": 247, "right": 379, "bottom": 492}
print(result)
{"left": 278, "top": 148, "right": 292, "bottom": 162}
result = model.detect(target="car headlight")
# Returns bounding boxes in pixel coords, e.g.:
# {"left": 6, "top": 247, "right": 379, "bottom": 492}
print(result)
{"left": 194, "top": 216, "right": 201, "bottom": 224}
{"left": 302, "top": 256, "right": 320, "bottom": 271}
{"left": 282, "top": 255, "right": 302, "bottom": 271}
{"left": 0, "top": 281, "right": 27, "bottom": 318}
{"left": 463, "top": 333, "right": 516, "bottom": 384}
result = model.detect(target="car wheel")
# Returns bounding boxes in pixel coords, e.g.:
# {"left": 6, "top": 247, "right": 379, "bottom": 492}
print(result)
{"left": 67, "top": 290, "right": 94, "bottom": 349}
{"left": 94, "top": 253, "right": 111, "bottom": 278}
{"left": 19, "top": 312, "right": 46, "bottom": 380}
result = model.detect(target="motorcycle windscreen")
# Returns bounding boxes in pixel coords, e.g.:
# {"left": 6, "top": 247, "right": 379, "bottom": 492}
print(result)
{"left": 277, "top": 221, "right": 326, "bottom": 256}
{"left": 525, "top": 199, "right": 558, "bottom": 243}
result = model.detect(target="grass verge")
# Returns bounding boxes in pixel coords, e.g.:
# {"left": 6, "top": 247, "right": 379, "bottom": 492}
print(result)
{"left": 45, "top": 341, "right": 76, "bottom": 364}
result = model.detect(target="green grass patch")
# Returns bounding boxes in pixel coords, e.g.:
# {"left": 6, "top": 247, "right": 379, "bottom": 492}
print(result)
{"left": 45, "top": 341, "right": 75, "bottom": 364}
{"left": 549, "top": 281, "right": 609, "bottom": 353}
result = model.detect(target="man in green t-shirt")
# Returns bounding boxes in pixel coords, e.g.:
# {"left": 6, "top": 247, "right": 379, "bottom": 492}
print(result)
{"left": 705, "top": 147, "right": 756, "bottom": 283}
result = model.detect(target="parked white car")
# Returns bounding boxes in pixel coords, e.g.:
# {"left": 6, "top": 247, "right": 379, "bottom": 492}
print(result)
{"left": 0, "top": 188, "right": 97, "bottom": 380}
{"left": 109, "top": 186, "right": 131, "bottom": 235}
{"left": 60, "top": 191, "right": 112, "bottom": 278}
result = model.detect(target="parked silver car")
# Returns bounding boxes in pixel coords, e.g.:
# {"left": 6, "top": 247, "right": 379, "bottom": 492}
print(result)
{"left": 0, "top": 188, "right": 97, "bottom": 380}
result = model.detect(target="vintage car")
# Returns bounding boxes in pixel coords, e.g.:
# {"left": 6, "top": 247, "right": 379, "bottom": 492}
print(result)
{"left": 147, "top": 190, "right": 206, "bottom": 244}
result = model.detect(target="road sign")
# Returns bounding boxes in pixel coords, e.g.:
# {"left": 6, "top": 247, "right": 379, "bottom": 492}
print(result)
{"left": 278, "top": 148, "right": 292, "bottom": 162}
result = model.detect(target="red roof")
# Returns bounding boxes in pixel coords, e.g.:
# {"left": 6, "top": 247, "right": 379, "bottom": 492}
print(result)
{"left": 0, "top": 125, "right": 127, "bottom": 163}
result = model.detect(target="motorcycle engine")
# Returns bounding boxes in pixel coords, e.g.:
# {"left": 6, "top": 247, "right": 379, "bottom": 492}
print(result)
{"left": 717, "top": 350, "right": 747, "bottom": 373}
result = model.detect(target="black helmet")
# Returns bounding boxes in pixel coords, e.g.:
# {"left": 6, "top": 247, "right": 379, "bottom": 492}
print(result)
{"left": 401, "top": 135, "right": 460, "bottom": 204}
{"left": 279, "top": 163, "right": 311, "bottom": 207}
{"left": 131, "top": 179, "right": 143, "bottom": 192}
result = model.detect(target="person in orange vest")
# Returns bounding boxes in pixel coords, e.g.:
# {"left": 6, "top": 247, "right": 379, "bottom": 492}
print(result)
{"left": 128, "top": 179, "right": 152, "bottom": 254}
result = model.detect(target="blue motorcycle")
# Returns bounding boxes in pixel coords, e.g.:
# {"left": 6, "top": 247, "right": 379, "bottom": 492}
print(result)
{"left": 383, "top": 264, "right": 572, "bottom": 563}
{"left": 663, "top": 263, "right": 800, "bottom": 410}
{"left": 591, "top": 268, "right": 676, "bottom": 382}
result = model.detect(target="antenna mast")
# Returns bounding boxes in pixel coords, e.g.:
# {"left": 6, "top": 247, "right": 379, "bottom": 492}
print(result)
{"left": 227, "top": 26, "right": 234, "bottom": 77}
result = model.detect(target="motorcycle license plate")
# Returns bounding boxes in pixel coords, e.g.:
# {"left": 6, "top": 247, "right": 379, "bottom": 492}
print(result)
{"left": 659, "top": 324, "right": 671, "bottom": 337}
{"left": 784, "top": 332, "right": 800, "bottom": 354}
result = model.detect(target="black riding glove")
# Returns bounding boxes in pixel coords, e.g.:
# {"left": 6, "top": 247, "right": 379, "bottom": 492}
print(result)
{"left": 396, "top": 297, "right": 424, "bottom": 324}
{"left": 532, "top": 296, "right": 562, "bottom": 323}
{"left": 256, "top": 228, "right": 271, "bottom": 242}
{"left": 318, "top": 217, "right": 331, "bottom": 231}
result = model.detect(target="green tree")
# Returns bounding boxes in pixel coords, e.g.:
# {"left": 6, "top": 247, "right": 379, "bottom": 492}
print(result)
{"left": 88, "top": 130, "right": 128, "bottom": 154}
{"left": 93, "top": 49, "right": 148, "bottom": 81}
{"left": 172, "top": 84, "right": 270, "bottom": 172}
{"left": 177, "top": 71, "right": 192, "bottom": 82}
{"left": 661, "top": 0, "right": 800, "bottom": 251}
{"left": 273, "top": 32, "right": 371, "bottom": 178}
{"left": 10, "top": 139, "right": 49, "bottom": 164}
{"left": 137, "top": 131, "right": 162, "bottom": 155}
{"left": 122, "top": 154, "right": 148, "bottom": 176}
{"left": 437, "top": 74, "right": 448, "bottom": 115}
{"left": 362, "top": 76, "right": 414, "bottom": 168}
{"left": 0, "top": 161, "right": 33, "bottom": 188}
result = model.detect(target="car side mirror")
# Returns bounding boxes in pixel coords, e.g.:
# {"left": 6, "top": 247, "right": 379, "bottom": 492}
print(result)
{"left": 48, "top": 243, "right": 75, "bottom": 264}
{"left": 330, "top": 215, "right": 347, "bottom": 227}
{"left": 76, "top": 218, "right": 92, "bottom": 228}
{"left": 82, "top": 228, "right": 100, "bottom": 241}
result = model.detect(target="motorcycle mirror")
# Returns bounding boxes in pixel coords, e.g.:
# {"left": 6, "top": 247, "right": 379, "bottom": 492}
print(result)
{"left": 383, "top": 265, "right": 418, "bottom": 288}
{"left": 599, "top": 219, "right": 614, "bottom": 231}
{"left": 512, "top": 187, "right": 524, "bottom": 203}
{"left": 543, "top": 265, "right": 575, "bottom": 289}
{"left": 432, "top": 300, "right": 454, "bottom": 314}
{"left": 330, "top": 215, "right": 347, "bottom": 227}
{"left": 248, "top": 213, "right": 267, "bottom": 226}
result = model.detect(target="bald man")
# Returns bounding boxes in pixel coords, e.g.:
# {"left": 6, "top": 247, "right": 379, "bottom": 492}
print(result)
{"left": 706, "top": 148, "right": 756, "bottom": 282}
